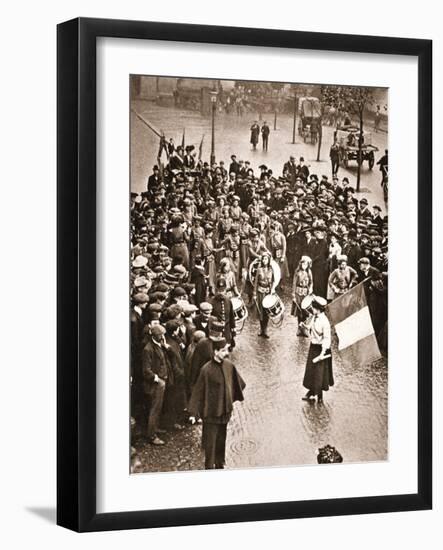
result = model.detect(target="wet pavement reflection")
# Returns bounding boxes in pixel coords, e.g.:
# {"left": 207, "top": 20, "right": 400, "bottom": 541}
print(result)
{"left": 131, "top": 101, "right": 388, "bottom": 473}
{"left": 134, "top": 285, "right": 387, "bottom": 473}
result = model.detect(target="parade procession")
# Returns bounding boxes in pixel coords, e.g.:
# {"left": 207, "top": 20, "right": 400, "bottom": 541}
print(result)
{"left": 130, "top": 77, "right": 389, "bottom": 473}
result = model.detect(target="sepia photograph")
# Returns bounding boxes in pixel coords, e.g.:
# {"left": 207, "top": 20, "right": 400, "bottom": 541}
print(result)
{"left": 129, "top": 76, "right": 389, "bottom": 474}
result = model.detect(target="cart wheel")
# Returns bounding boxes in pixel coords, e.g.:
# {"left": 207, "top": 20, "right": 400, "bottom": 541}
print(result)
{"left": 368, "top": 152, "right": 375, "bottom": 169}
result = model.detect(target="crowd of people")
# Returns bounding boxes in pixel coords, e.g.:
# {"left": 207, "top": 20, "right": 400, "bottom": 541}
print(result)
{"left": 130, "top": 139, "right": 388, "bottom": 464}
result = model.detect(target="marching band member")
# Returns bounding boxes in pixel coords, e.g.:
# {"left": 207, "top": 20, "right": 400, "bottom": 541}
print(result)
{"left": 292, "top": 256, "right": 313, "bottom": 335}
{"left": 328, "top": 254, "right": 358, "bottom": 300}
{"left": 253, "top": 253, "right": 276, "bottom": 339}
{"left": 217, "top": 257, "right": 240, "bottom": 298}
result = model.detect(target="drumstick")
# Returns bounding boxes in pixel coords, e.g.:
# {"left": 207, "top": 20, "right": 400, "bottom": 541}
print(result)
{"left": 313, "top": 353, "right": 332, "bottom": 364}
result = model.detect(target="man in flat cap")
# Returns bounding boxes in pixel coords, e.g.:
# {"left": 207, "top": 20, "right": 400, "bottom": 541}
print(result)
{"left": 142, "top": 325, "right": 174, "bottom": 445}
{"left": 194, "top": 302, "right": 216, "bottom": 337}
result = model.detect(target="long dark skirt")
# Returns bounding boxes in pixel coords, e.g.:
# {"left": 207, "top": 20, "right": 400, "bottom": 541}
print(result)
{"left": 302, "top": 343, "right": 334, "bottom": 395}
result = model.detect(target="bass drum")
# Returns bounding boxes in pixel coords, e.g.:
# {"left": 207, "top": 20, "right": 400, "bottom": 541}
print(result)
{"left": 248, "top": 257, "right": 281, "bottom": 288}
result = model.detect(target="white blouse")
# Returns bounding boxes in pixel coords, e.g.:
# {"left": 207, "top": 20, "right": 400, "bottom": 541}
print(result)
{"left": 308, "top": 313, "right": 332, "bottom": 352}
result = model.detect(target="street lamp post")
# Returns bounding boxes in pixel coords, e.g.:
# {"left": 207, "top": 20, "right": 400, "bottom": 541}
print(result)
{"left": 292, "top": 93, "right": 297, "bottom": 144}
{"left": 210, "top": 90, "right": 218, "bottom": 165}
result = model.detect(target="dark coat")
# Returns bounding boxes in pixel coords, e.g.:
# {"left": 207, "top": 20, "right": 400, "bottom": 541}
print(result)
{"left": 261, "top": 124, "right": 270, "bottom": 137}
{"left": 210, "top": 295, "right": 236, "bottom": 343}
{"left": 190, "top": 266, "right": 208, "bottom": 306}
{"left": 183, "top": 319, "right": 196, "bottom": 347}
{"left": 142, "top": 339, "right": 174, "bottom": 391}
{"left": 165, "top": 335, "right": 185, "bottom": 372}
{"left": 301, "top": 236, "right": 317, "bottom": 261}
{"left": 169, "top": 154, "right": 184, "bottom": 171}
{"left": 250, "top": 124, "right": 260, "bottom": 145}
{"left": 131, "top": 309, "right": 144, "bottom": 381}
{"left": 311, "top": 238, "right": 329, "bottom": 298}
{"left": 147, "top": 174, "right": 161, "bottom": 192}
{"left": 188, "top": 359, "right": 246, "bottom": 420}
{"left": 189, "top": 338, "right": 213, "bottom": 388}
{"left": 297, "top": 164, "right": 310, "bottom": 182}
{"left": 283, "top": 161, "right": 297, "bottom": 182}
{"left": 229, "top": 160, "right": 240, "bottom": 175}
{"left": 194, "top": 314, "right": 218, "bottom": 337}
{"left": 286, "top": 230, "right": 303, "bottom": 276}
{"left": 342, "top": 242, "right": 362, "bottom": 270}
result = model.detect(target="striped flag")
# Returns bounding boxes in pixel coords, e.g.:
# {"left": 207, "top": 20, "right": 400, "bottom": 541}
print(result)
{"left": 327, "top": 281, "right": 381, "bottom": 365}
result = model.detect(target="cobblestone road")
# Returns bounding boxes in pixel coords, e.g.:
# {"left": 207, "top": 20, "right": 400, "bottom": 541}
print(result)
{"left": 133, "top": 286, "right": 387, "bottom": 473}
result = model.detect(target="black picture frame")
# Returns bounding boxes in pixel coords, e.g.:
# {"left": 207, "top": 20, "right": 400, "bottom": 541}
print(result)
{"left": 57, "top": 17, "right": 432, "bottom": 532}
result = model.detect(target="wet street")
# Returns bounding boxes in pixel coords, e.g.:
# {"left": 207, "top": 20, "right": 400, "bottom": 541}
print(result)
{"left": 133, "top": 286, "right": 387, "bottom": 473}
{"left": 131, "top": 100, "right": 388, "bottom": 210}
{"left": 131, "top": 100, "right": 388, "bottom": 473}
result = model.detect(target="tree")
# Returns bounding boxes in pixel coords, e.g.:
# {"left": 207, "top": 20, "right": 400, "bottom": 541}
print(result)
{"left": 322, "top": 85, "right": 374, "bottom": 191}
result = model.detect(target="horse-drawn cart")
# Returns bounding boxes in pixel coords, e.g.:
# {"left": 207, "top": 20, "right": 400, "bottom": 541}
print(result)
{"left": 335, "top": 126, "right": 378, "bottom": 169}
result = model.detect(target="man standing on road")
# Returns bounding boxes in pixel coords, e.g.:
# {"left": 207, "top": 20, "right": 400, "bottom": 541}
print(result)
{"left": 188, "top": 340, "right": 246, "bottom": 469}
{"left": 250, "top": 121, "right": 260, "bottom": 151}
{"left": 261, "top": 121, "right": 270, "bottom": 152}
{"left": 377, "top": 149, "right": 388, "bottom": 186}
{"left": 329, "top": 141, "right": 340, "bottom": 177}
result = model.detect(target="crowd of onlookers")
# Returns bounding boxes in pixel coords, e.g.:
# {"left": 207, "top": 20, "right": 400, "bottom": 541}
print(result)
{"left": 130, "top": 140, "right": 388, "bottom": 447}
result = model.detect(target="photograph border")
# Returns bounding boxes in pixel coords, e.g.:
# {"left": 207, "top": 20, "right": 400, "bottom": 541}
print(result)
{"left": 57, "top": 17, "right": 432, "bottom": 532}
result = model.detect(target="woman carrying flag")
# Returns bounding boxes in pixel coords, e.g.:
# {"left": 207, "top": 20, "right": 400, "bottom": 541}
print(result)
{"left": 300, "top": 295, "right": 334, "bottom": 404}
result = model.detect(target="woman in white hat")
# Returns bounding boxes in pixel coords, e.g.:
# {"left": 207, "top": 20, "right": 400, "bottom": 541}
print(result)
{"left": 301, "top": 296, "right": 334, "bottom": 404}
{"left": 291, "top": 256, "right": 313, "bottom": 335}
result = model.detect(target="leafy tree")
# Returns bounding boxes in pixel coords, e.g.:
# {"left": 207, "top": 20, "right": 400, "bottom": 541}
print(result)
{"left": 321, "top": 85, "right": 374, "bottom": 191}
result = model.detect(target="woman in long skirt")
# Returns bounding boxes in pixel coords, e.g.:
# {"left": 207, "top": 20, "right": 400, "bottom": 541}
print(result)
{"left": 301, "top": 296, "right": 334, "bottom": 404}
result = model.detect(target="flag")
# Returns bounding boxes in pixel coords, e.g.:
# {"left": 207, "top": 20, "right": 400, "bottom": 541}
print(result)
{"left": 198, "top": 134, "right": 205, "bottom": 161}
{"left": 327, "top": 281, "right": 381, "bottom": 366}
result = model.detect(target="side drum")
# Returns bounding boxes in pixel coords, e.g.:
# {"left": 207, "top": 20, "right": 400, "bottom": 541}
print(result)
{"left": 231, "top": 296, "right": 248, "bottom": 333}
{"left": 262, "top": 293, "right": 285, "bottom": 323}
